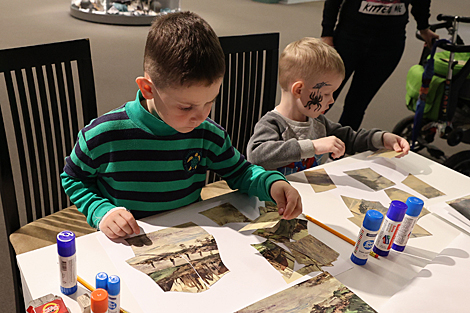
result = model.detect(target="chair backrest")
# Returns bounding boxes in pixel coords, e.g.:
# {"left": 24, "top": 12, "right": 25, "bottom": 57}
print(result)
{"left": 207, "top": 33, "right": 280, "bottom": 184}
{"left": 0, "top": 38, "right": 98, "bottom": 311}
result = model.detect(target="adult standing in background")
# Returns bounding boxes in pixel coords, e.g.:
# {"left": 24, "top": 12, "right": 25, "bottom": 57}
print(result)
{"left": 321, "top": 0, "right": 439, "bottom": 131}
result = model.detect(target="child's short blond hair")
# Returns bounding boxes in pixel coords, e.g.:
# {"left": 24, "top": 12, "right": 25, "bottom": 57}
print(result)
{"left": 279, "top": 37, "right": 345, "bottom": 90}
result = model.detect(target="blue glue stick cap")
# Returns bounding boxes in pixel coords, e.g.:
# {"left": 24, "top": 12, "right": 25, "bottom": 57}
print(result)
{"left": 57, "top": 231, "right": 76, "bottom": 257}
{"left": 96, "top": 272, "right": 108, "bottom": 290}
{"left": 405, "top": 197, "right": 424, "bottom": 217}
{"left": 363, "top": 210, "right": 384, "bottom": 231}
{"left": 108, "top": 275, "right": 120, "bottom": 296}
{"left": 386, "top": 200, "right": 407, "bottom": 222}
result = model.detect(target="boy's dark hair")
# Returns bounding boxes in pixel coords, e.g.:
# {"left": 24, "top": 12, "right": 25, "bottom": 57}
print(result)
{"left": 144, "top": 11, "right": 225, "bottom": 89}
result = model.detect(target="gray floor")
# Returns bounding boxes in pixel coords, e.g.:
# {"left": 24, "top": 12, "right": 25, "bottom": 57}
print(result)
{"left": 1, "top": 0, "right": 469, "bottom": 309}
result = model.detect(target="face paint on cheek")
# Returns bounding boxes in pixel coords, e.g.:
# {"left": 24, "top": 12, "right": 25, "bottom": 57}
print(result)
{"left": 305, "top": 82, "right": 331, "bottom": 111}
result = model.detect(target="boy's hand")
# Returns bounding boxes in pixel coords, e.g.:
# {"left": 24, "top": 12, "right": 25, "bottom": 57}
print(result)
{"left": 100, "top": 209, "right": 140, "bottom": 239}
{"left": 312, "top": 136, "right": 345, "bottom": 159}
{"left": 270, "top": 180, "right": 302, "bottom": 220}
{"left": 382, "top": 133, "right": 410, "bottom": 158}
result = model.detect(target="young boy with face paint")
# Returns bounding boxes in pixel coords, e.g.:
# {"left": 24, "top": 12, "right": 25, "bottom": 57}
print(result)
{"left": 61, "top": 12, "right": 302, "bottom": 239}
{"left": 247, "top": 37, "right": 410, "bottom": 175}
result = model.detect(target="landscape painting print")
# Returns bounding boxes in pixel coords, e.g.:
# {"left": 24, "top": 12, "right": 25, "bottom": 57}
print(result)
{"left": 304, "top": 168, "right": 337, "bottom": 193}
{"left": 447, "top": 194, "right": 470, "bottom": 221}
{"left": 199, "top": 202, "right": 251, "bottom": 226}
{"left": 401, "top": 174, "right": 445, "bottom": 199}
{"left": 344, "top": 168, "right": 395, "bottom": 191}
{"left": 236, "top": 272, "right": 377, "bottom": 313}
{"left": 125, "top": 222, "right": 229, "bottom": 293}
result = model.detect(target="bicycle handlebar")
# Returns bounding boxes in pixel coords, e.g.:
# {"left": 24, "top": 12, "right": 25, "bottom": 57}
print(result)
{"left": 437, "top": 14, "right": 470, "bottom": 23}
{"left": 436, "top": 41, "right": 470, "bottom": 52}
{"left": 415, "top": 14, "right": 470, "bottom": 52}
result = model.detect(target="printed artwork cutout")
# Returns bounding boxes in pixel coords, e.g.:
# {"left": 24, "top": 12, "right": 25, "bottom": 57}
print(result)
{"left": 401, "top": 174, "right": 445, "bottom": 199}
{"left": 447, "top": 195, "right": 470, "bottom": 222}
{"left": 384, "top": 188, "right": 431, "bottom": 219}
{"left": 344, "top": 167, "right": 395, "bottom": 191}
{"left": 125, "top": 222, "right": 229, "bottom": 293}
{"left": 235, "top": 272, "right": 377, "bottom": 313}
{"left": 250, "top": 202, "right": 324, "bottom": 282}
{"left": 238, "top": 211, "right": 282, "bottom": 232}
{"left": 251, "top": 240, "right": 296, "bottom": 279}
{"left": 252, "top": 219, "right": 308, "bottom": 243}
{"left": 285, "top": 235, "right": 339, "bottom": 267}
{"left": 341, "top": 196, "right": 431, "bottom": 238}
{"left": 199, "top": 202, "right": 251, "bottom": 226}
{"left": 367, "top": 149, "right": 402, "bottom": 159}
{"left": 304, "top": 168, "right": 337, "bottom": 193}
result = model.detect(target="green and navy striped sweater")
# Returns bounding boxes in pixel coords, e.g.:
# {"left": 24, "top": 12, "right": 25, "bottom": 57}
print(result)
{"left": 61, "top": 91, "right": 286, "bottom": 228}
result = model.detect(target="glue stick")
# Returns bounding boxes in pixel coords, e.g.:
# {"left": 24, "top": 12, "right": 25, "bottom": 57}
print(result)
{"left": 392, "top": 197, "right": 424, "bottom": 252}
{"left": 96, "top": 272, "right": 108, "bottom": 290}
{"left": 91, "top": 288, "right": 109, "bottom": 313}
{"left": 57, "top": 230, "right": 77, "bottom": 295}
{"left": 373, "top": 200, "right": 407, "bottom": 257}
{"left": 351, "top": 210, "right": 384, "bottom": 265}
{"left": 108, "top": 275, "right": 121, "bottom": 313}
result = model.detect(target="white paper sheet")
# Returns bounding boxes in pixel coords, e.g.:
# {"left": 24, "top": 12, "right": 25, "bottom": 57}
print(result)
{"left": 429, "top": 200, "right": 470, "bottom": 235}
{"left": 380, "top": 233, "right": 470, "bottom": 312}
{"left": 97, "top": 192, "right": 352, "bottom": 313}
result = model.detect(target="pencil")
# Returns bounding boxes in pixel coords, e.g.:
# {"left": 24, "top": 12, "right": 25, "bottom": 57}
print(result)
{"left": 77, "top": 275, "right": 130, "bottom": 313}
{"left": 303, "top": 214, "right": 379, "bottom": 259}
{"left": 303, "top": 214, "right": 355, "bottom": 245}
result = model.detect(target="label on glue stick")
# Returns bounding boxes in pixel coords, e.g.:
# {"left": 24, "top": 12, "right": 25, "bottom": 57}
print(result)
{"left": 59, "top": 254, "right": 77, "bottom": 289}
{"left": 353, "top": 227, "right": 378, "bottom": 260}
{"left": 393, "top": 215, "right": 418, "bottom": 247}
{"left": 109, "top": 294, "right": 120, "bottom": 313}
{"left": 375, "top": 217, "right": 401, "bottom": 251}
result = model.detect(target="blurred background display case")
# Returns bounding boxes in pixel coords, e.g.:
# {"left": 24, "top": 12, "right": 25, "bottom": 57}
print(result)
{"left": 70, "top": 0, "right": 180, "bottom": 25}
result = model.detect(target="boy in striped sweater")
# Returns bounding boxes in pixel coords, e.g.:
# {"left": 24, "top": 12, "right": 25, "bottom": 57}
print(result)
{"left": 61, "top": 11, "right": 302, "bottom": 239}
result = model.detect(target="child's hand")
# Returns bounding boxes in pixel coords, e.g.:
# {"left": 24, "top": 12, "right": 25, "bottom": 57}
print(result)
{"left": 312, "top": 136, "right": 345, "bottom": 159}
{"left": 100, "top": 209, "right": 140, "bottom": 239}
{"left": 382, "top": 133, "right": 410, "bottom": 157}
{"left": 270, "top": 180, "right": 302, "bottom": 220}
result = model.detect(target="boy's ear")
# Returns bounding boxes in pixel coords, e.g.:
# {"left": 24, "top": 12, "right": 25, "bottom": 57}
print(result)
{"left": 291, "top": 81, "right": 304, "bottom": 99}
{"left": 135, "top": 76, "right": 155, "bottom": 100}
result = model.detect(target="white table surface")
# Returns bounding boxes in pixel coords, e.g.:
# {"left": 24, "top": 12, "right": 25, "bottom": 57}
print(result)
{"left": 17, "top": 151, "right": 470, "bottom": 312}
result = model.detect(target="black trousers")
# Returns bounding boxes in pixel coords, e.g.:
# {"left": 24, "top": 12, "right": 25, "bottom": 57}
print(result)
{"left": 332, "top": 29, "right": 406, "bottom": 131}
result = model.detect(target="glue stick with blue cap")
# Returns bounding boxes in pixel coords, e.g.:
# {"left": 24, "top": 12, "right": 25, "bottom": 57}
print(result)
{"left": 392, "top": 197, "right": 424, "bottom": 252}
{"left": 373, "top": 200, "right": 407, "bottom": 257}
{"left": 57, "top": 230, "right": 77, "bottom": 295}
{"left": 96, "top": 272, "right": 108, "bottom": 290}
{"left": 351, "top": 210, "right": 384, "bottom": 265}
{"left": 108, "top": 275, "right": 121, "bottom": 313}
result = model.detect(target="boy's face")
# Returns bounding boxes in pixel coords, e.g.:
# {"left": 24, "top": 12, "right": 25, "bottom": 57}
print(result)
{"left": 298, "top": 73, "right": 343, "bottom": 119}
{"left": 150, "top": 78, "right": 223, "bottom": 133}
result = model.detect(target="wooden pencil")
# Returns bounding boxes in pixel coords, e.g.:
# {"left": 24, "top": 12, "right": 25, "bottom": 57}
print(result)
{"left": 303, "top": 214, "right": 356, "bottom": 245}
{"left": 77, "top": 275, "right": 130, "bottom": 313}
{"left": 303, "top": 213, "right": 379, "bottom": 259}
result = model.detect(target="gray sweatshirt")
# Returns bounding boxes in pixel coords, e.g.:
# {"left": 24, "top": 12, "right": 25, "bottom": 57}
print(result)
{"left": 247, "top": 110, "right": 385, "bottom": 175}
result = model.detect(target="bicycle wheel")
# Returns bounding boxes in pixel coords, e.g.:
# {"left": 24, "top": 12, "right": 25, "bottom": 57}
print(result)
{"left": 443, "top": 150, "right": 470, "bottom": 176}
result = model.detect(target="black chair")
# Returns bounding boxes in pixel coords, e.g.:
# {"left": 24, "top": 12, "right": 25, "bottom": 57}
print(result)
{"left": 0, "top": 39, "right": 98, "bottom": 311}
{"left": 206, "top": 32, "right": 280, "bottom": 184}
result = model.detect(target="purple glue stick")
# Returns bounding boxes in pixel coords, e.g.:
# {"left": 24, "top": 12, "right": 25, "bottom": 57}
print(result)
{"left": 57, "top": 230, "right": 77, "bottom": 295}
{"left": 373, "top": 200, "right": 407, "bottom": 257}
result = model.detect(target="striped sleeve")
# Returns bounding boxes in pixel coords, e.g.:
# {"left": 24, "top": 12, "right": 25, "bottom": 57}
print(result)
{"left": 61, "top": 129, "right": 115, "bottom": 228}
